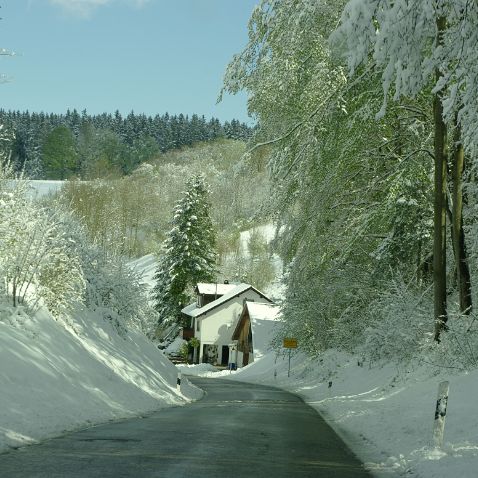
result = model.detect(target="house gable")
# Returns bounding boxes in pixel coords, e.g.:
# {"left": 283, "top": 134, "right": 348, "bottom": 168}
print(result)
{"left": 197, "top": 289, "right": 267, "bottom": 344}
{"left": 182, "top": 283, "right": 272, "bottom": 320}
{"left": 233, "top": 301, "right": 280, "bottom": 366}
{"left": 195, "top": 282, "right": 238, "bottom": 307}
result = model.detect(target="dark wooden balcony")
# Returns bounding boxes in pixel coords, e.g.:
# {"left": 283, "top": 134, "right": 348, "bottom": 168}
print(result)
{"left": 181, "top": 327, "right": 194, "bottom": 340}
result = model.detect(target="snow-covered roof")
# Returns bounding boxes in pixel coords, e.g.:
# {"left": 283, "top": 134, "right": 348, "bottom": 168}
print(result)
{"left": 182, "top": 283, "right": 272, "bottom": 318}
{"left": 196, "top": 283, "right": 238, "bottom": 296}
{"left": 246, "top": 302, "right": 280, "bottom": 322}
{"left": 181, "top": 303, "right": 197, "bottom": 316}
{"left": 233, "top": 301, "right": 281, "bottom": 359}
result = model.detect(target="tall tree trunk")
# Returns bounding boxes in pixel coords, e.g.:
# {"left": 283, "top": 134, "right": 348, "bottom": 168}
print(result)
{"left": 433, "top": 16, "right": 448, "bottom": 343}
{"left": 12, "top": 275, "right": 17, "bottom": 307}
{"left": 451, "top": 117, "right": 472, "bottom": 314}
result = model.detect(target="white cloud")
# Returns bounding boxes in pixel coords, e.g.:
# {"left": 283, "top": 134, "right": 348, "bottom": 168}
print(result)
{"left": 49, "top": 0, "right": 150, "bottom": 17}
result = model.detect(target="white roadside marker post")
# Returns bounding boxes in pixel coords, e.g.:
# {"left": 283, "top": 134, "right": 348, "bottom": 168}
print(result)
{"left": 433, "top": 381, "right": 449, "bottom": 449}
{"left": 177, "top": 372, "right": 182, "bottom": 392}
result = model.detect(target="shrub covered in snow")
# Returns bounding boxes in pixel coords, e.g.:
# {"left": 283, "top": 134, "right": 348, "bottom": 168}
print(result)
{"left": 83, "top": 251, "right": 156, "bottom": 336}
{"left": 0, "top": 167, "right": 85, "bottom": 314}
{"left": 361, "top": 278, "right": 433, "bottom": 364}
{"left": 360, "top": 277, "right": 478, "bottom": 372}
{"left": 0, "top": 163, "right": 155, "bottom": 337}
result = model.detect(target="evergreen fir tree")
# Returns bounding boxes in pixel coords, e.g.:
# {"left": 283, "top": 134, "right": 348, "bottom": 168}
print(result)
{"left": 152, "top": 174, "right": 217, "bottom": 327}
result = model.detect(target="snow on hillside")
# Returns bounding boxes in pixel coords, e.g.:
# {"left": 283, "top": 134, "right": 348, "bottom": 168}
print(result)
{"left": 0, "top": 302, "right": 202, "bottom": 454}
{"left": 185, "top": 352, "right": 478, "bottom": 478}
{"left": 128, "top": 254, "right": 158, "bottom": 290}
{"left": 6, "top": 180, "right": 64, "bottom": 200}
{"left": 26, "top": 180, "right": 64, "bottom": 199}
{"left": 239, "top": 223, "right": 277, "bottom": 251}
{"left": 239, "top": 223, "right": 285, "bottom": 300}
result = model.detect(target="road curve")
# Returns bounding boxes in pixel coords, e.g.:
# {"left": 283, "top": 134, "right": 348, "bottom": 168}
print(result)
{"left": 0, "top": 377, "right": 372, "bottom": 477}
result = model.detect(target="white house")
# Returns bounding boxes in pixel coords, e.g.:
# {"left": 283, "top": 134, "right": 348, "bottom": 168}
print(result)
{"left": 232, "top": 301, "right": 280, "bottom": 367}
{"left": 181, "top": 283, "right": 272, "bottom": 366}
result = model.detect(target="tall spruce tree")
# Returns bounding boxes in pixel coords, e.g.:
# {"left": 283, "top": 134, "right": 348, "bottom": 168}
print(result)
{"left": 152, "top": 174, "right": 217, "bottom": 327}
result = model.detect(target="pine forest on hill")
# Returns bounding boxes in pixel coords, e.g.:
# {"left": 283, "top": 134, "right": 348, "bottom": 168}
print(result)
{"left": 0, "top": 109, "right": 251, "bottom": 180}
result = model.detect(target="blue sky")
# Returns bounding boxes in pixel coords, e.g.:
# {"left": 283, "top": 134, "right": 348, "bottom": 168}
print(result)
{"left": 0, "top": 0, "right": 258, "bottom": 122}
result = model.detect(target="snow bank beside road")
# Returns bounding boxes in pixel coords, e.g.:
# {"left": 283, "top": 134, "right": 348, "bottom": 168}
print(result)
{"left": 0, "top": 303, "right": 202, "bottom": 453}
{"left": 196, "top": 351, "right": 478, "bottom": 478}
{"left": 176, "top": 363, "right": 218, "bottom": 376}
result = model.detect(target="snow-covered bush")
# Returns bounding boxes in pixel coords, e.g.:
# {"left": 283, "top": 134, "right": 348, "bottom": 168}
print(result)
{"left": 34, "top": 226, "right": 85, "bottom": 317}
{"left": 84, "top": 251, "right": 155, "bottom": 336}
{"left": 361, "top": 278, "right": 433, "bottom": 364}
{"left": 0, "top": 168, "right": 85, "bottom": 314}
{"left": 422, "top": 311, "right": 478, "bottom": 371}
{"left": 0, "top": 165, "right": 153, "bottom": 336}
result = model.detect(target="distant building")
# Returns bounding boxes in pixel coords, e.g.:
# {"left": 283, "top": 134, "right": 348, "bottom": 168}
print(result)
{"left": 232, "top": 301, "right": 280, "bottom": 367}
{"left": 181, "top": 282, "right": 272, "bottom": 366}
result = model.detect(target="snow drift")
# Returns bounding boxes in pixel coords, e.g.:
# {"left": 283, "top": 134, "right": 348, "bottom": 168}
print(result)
{"left": 0, "top": 303, "right": 201, "bottom": 453}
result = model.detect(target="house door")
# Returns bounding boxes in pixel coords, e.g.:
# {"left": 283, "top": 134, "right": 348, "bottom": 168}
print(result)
{"left": 243, "top": 352, "right": 249, "bottom": 366}
{"left": 221, "top": 346, "right": 229, "bottom": 366}
{"left": 203, "top": 344, "right": 218, "bottom": 364}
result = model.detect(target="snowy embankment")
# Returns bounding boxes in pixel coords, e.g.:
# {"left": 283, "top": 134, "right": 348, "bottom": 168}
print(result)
{"left": 184, "top": 352, "right": 478, "bottom": 478}
{"left": 0, "top": 302, "right": 202, "bottom": 454}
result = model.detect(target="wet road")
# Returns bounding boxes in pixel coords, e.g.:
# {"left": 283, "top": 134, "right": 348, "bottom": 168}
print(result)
{"left": 0, "top": 377, "right": 372, "bottom": 477}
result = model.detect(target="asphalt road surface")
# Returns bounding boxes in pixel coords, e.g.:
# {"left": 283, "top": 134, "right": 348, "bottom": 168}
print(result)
{"left": 0, "top": 377, "right": 372, "bottom": 477}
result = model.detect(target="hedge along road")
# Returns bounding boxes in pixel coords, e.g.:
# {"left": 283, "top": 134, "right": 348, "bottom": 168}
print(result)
{"left": 0, "top": 377, "right": 373, "bottom": 477}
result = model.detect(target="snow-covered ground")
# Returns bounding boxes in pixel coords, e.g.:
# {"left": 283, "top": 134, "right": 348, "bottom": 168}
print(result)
{"left": 239, "top": 223, "right": 277, "bottom": 251}
{"left": 26, "top": 180, "right": 64, "bottom": 199}
{"left": 6, "top": 235, "right": 474, "bottom": 477}
{"left": 182, "top": 352, "right": 478, "bottom": 478}
{"left": 6, "top": 180, "right": 65, "bottom": 200}
{"left": 0, "top": 302, "right": 202, "bottom": 454}
{"left": 128, "top": 254, "right": 158, "bottom": 289}
{"left": 239, "top": 223, "right": 285, "bottom": 300}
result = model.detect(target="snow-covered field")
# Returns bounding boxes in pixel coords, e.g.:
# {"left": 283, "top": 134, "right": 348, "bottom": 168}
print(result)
{"left": 6, "top": 180, "right": 65, "bottom": 200}
{"left": 0, "top": 302, "right": 202, "bottom": 453}
{"left": 182, "top": 351, "right": 478, "bottom": 478}
{"left": 25, "top": 180, "right": 64, "bottom": 199}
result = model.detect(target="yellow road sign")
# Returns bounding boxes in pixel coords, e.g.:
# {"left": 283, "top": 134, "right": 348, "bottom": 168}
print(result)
{"left": 283, "top": 338, "right": 298, "bottom": 349}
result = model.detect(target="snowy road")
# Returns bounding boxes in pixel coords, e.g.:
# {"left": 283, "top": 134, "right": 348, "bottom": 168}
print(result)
{"left": 0, "top": 377, "right": 371, "bottom": 477}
